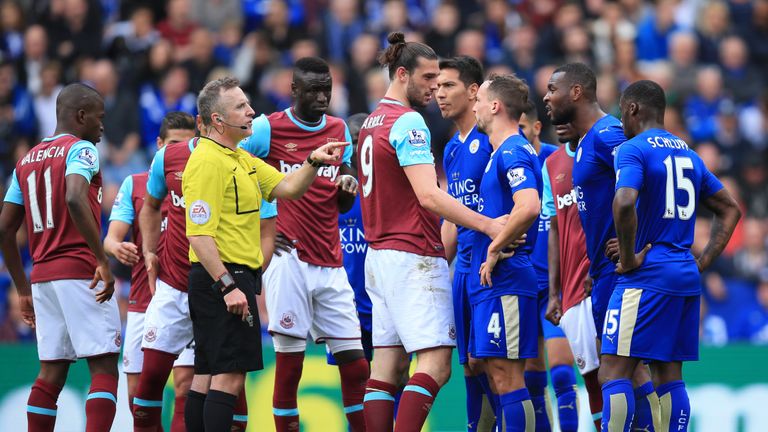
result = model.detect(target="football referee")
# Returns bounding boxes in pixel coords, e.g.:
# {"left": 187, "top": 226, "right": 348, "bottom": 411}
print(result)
{"left": 182, "top": 77, "right": 347, "bottom": 432}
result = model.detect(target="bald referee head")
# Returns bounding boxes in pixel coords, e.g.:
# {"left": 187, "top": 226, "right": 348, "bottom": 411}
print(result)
{"left": 55, "top": 83, "right": 105, "bottom": 145}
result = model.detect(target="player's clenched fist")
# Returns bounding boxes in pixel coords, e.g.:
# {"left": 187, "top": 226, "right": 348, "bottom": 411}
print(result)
{"left": 336, "top": 174, "right": 358, "bottom": 195}
{"left": 224, "top": 287, "right": 250, "bottom": 321}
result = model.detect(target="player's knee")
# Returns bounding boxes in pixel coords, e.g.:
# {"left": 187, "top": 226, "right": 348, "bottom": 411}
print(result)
{"left": 550, "top": 364, "right": 576, "bottom": 390}
{"left": 546, "top": 338, "right": 575, "bottom": 367}
{"left": 173, "top": 368, "right": 194, "bottom": 397}
{"left": 87, "top": 354, "right": 119, "bottom": 377}
{"left": 465, "top": 357, "right": 484, "bottom": 376}
{"left": 416, "top": 350, "right": 452, "bottom": 386}
{"left": 597, "top": 355, "right": 633, "bottom": 385}
{"left": 38, "top": 363, "right": 69, "bottom": 389}
{"left": 327, "top": 339, "right": 364, "bottom": 363}
{"left": 273, "top": 333, "right": 307, "bottom": 353}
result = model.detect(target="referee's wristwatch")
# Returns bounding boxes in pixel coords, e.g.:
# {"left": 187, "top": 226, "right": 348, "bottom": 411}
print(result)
{"left": 213, "top": 272, "right": 237, "bottom": 296}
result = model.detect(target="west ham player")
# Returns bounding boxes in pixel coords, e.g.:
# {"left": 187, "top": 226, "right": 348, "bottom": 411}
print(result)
{"left": 602, "top": 81, "right": 740, "bottom": 431}
{"left": 544, "top": 123, "right": 603, "bottom": 430}
{"left": 239, "top": 57, "right": 368, "bottom": 432}
{"left": 103, "top": 112, "right": 196, "bottom": 428}
{"left": 134, "top": 115, "right": 248, "bottom": 431}
{"left": 519, "top": 104, "right": 580, "bottom": 432}
{"left": 471, "top": 74, "right": 542, "bottom": 430}
{"left": 358, "top": 33, "right": 504, "bottom": 432}
{"left": 436, "top": 56, "right": 497, "bottom": 431}
{"left": 0, "top": 83, "right": 121, "bottom": 432}
{"left": 543, "top": 63, "right": 659, "bottom": 430}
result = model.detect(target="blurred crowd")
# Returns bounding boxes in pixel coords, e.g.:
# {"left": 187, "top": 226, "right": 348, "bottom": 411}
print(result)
{"left": 0, "top": 0, "right": 766, "bottom": 346}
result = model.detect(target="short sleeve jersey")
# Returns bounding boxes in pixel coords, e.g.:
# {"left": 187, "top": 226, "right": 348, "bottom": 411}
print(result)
{"left": 543, "top": 145, "right": 591, "bottom": 313}
{"left": 108, "top": 173, "right": 155, "bottom": 312}
{"left": 239, "top": 109, "right": 352, "bottom": 267}
{"left": 4, "top": 134, "right": 102, "bottom": 283}
{"left": 614, "top": 128, "right": 723, "bottom": 295}
{"left": 443, "top": 126, "right": 493, "bottom": 272}
{"left": 146, "top": 138, "right": 198, "bottom": 292}
{"left": 339, "top": 195, "right": 372, "bottom": 317}
{"left": 572, "top": 115, "right": 626, "bottom": 278}
{"left": 184, "top": 137, "right": 285, "bottom": 270}
{"left": 531, "top": 142, "right": 558, "bottom": 291}
{"left": 357, "top": 98, "right": 444, "bottom": 257}
{"left": 469, "top": 135, "right": 542, "bottom": 304}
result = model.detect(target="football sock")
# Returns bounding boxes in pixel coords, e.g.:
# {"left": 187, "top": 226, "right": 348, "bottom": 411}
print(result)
{"left": 273, "top": 352, "right": 304, "bottom": 431}
{"left": 203, "top": 390, "right": 236, "bottom": 432}
{"left": 85, "top": 373, "right": 118, "bottom": 432}
{"left": 465, "top": 375, "right": 484, "bottom": 430}
{"left": 133, "top": 350, "right": 176, "bottom": 429}
{"left": 476, "top": 373, "right": 500, "bottom": 430}
{"left": 27, "top": 378, "right": 62, "bottom": 432}
{"left": 339, "top": 357, "right": 369, "bottom": 431}
{"left": 524, "top": 371, "right": 551, "bottom": 431}
{"left": 583, "top": 370, "right": 604, "bottom": 431}
{"left": 602, "top": 379, "right": 635, "bottom": 432}
{"left": 499, "top": 387, "right": 535, "bottom": 432}
{"left": 184, "top": 390, "right": 206, "bottom": 432}
{"left": 364, "top": 379, "right": 397, "bottom": 432}
{"left": 657, "top": 381, "right": 690, "bottom": 432}
{"left": 170, "top": 395, "right": 186, "bottom": 432}
{"left": 394, "top": 373, "right": 440, "bottom": 432}
{"left": 551, "top": 365, "right": 579, "bottom": 432}
{"left": 633, "top": 381, "right": 660, "bottom": 431}
{"left": 232, "top": 385, "right": 248, "bottom": 431}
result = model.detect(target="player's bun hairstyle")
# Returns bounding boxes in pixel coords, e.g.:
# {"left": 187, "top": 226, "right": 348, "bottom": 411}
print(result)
{"left": 294, "top": 56, "right": 330, "bottom": 75}
{"left": 621, "top": 80, "right": 667, "bottom": 119}
{"left": 487, "top": 73, "right": 531, "bottom": 121}
{"left": 378, "top": 32, "right": 438, "bottom": 79}
{"left": 198, "top": 76, "right": 241, "bottom": 127}
{"left": 438, "top": 56, "right": 484, "bottom": 88}
{"left": 159, "top": 111, "right": 196, "bottom": 140}
{"left": 552, "top": 62, "right": 598, "bottom": 102}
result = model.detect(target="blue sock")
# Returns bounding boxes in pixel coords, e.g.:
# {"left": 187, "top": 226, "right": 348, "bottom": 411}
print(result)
{"left": 524, "top": 371, "right": 551, "bottom": 431}
{"left": 657, "top": 381, "right": 690, "bottom": 432}
{"left": 393, "top": 389, "right": 403, "bottom": 421}
{"left": 465, "top": 376, "right": 484, "bottom": 430}
{"left": 551, "top": 365, "right": 579, "bottom": 432}
{"left": 602, "top": 379, "right": 635, "bottom": 432}
{"left": 633, "top": 381, "right": 658, "bottom": 431}
{"left": 500, "top": 388, "right": 535, "bottom": 432}
{"left": 476, "top": 373, "right": 500, "bottom": 426}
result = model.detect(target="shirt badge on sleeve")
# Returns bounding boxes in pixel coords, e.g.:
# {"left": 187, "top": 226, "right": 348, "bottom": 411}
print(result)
{"left": 507, "top": 168, "right": 527, "bottom": 188}
{"left": 189, "top": 200, "right": 211, "bottom": 225}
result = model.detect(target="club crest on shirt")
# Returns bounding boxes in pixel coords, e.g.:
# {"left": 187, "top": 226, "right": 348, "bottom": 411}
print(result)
{"left": 469, "top": 139, "right": 480, "bottom": 154}
{"left": 448, "top": 323, "right": 456, "bottom": 340}
{"left": 189, "top": 200, "right": 211, "bottom": 225}
{"left": 280, "top": 312, "right": 296, "bottom": 329}
{"left": 407, "top": 129, "right": 427, "bottom": 147}
{"left": 575, "top": 354, "right": 586, "bottom": 370}
{"left": 144, "top": 327, "right": 157, "bottom": 343}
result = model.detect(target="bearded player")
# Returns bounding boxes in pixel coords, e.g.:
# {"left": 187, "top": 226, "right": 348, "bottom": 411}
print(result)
{"left": 239, "top": 56, "right": 368, "bottom": 432}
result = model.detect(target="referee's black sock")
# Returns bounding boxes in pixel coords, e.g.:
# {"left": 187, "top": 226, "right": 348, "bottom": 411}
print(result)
{"left": 204, "top": 389, "right": 237, "bottom": 432}
{"left": 184, "top": 390, "right": 206, "bottom": 432}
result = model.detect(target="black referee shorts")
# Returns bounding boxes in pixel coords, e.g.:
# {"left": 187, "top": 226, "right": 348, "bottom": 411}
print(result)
{"left": 188, "top": 263, "right": 263, "bottom": 375}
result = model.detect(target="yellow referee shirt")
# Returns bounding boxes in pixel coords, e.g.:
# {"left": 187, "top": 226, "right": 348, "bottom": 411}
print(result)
{"left": 183, "top": 137, "right": 285, "bottom": 270}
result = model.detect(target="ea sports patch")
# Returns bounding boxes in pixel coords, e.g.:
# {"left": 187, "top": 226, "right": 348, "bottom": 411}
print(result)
{"left": 507, "top": 167, "right": 527, "bottom": 188}
{"left": 189, "top": 200, "right": 211, "bottom": 225}
{"left": 469, "top": 139, "right": 480, "bottom": 154}
{"left": 77, "top": 147, "right": 97, "bottom": 168}
{"left": 406, "top": 129, "right": 428, "bottom": 147}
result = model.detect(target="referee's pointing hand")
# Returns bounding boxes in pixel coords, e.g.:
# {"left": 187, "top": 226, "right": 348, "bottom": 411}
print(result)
{"left": 224, "top": 287, "right": 250, "bottom": 321}
{"left": 310, "top": 141, "right": 349, "bottom": 163}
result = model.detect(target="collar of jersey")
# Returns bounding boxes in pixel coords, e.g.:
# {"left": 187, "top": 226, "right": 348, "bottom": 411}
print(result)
{"left": 41, "top": 133, "right": 76, "bottom": 142}
{"left": 380, "top": 97, "right": 404, "bottom": 106}
{"left": 200, "top": 136, "right": 238, "bottom": 155}
{"left": 565, "top": 143, "right": 576, "bottom": 157}
{"left": 285, "top": 108, "right": 327, "bottom": 131}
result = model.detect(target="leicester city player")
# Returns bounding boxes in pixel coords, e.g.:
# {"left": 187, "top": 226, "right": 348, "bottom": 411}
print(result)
{"left": 472, "top": 74, "right": 542, "bottom": 430}
{"left": 520, "top": 104, "right": 579, "bottom": 432}
{"left": 601, "top": 80, "right": 740, "bottom": 432}
{"left": 543, "top": 63, "right": 659, "bottom": 431}
{"left": 437, "top": 55, "right": 497, "bottom": 431}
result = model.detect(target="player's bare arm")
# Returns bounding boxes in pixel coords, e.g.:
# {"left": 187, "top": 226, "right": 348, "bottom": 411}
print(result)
{"left": 441, "top": 220, "right": 458, "bottom": 264}
{"left": 612, "top": 187, "right": 652, "bottom": 274}
{"left": 480, "top": 188, "right": 540, "bottom": 287}
{"left": 66, "top": 173, "right": 114, "bottom": 302}
{"left": 260, "top": 216, "right": 277, "bottom": 269}
{"left": 404, "top": 163, "right": 504, "bottom": 238}
{"left": 336, "top": 163, "right": 358, "bottom": 213}
{"left": 697, "top": 188, "right": 741, "bottom": 272}
{"left": 104, "top": 220, "right": 140, "bottom": 266}
{"left": 188, "top": 235, "right": 251, "bottom": 322}
{"left": 546, "top": 214, "right": 563, "bottom": 325}
{"left": 0, "top": 203, "right": 35, "bottom": 327}
{"left": 270, "top": 141, "right": 348, "bottom": 199}
{"left": 138, "top": 193, "right": 163, "bottom": 295}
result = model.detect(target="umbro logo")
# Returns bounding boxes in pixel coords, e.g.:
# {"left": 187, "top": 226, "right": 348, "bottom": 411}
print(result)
{"left": 285, "top": 143, "right": 298, "bottom": 152}
{"left": 174, "top": 171, "right": 183, "bottom": 181}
